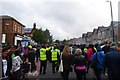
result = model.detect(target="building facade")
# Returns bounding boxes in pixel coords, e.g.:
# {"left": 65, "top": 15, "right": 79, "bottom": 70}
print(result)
{"left": 68, "top": 37, "right": 84, "bottom": 45}
{"left": 91, "top": 29, "right": 98, "bottom": 44}
{"left": 86, "top": 32, "right": 92, "bottom": 44}
{"left": 82, "top": 21, "right": 120, "bottom": 44}
{"left": 0, "top": 15, "right": 25, "bottom": 46}
{"left": 82, "top": 33, "right": 87, "bottom": 44}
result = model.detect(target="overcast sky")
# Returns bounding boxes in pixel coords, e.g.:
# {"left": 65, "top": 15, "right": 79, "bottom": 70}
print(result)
{"left": 0, "top": 0, "right": 120, "bottom": 40}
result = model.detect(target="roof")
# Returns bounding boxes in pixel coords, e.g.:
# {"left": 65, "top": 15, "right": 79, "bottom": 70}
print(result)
{"left": 101, "top": 21, "right": 120, "bottom": 32}
{"left": 24, "top": 28, "right": 33, "bottom": 33}
{"left": 82, "top": 33, "right": 87, "bottom": 37}
{"left": 0, "top": 15, "right": 13, "bottom": 19}
{"left": 0, "top": 15, "right": 25, "bottom": 27}
{"left": 87, "top": 32, "right": 92, "bottom": 37}
{"left": 92, "top": 29, "right": 98, "bottom": 35}
{"left": 109, "top": 21, "right": 120, "bottom": 28}
{"left": 97, "top": 26, "right": 107, "bottom": 33}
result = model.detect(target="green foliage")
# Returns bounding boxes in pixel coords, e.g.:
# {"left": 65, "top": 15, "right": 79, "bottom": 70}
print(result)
{"left": 54, "top": 39, "right": 60, "bottom": 44}
{"left": 54, "top": 39, "right": 68, "bottom": 45}
{"left": 61, "top": 39, "right": 68, "bottom": 45}
{"left": 32, "top": 28, "right": 53, "bottom": 44}
{"left": 44, "top": 29, "right": 53, "bottom": 44}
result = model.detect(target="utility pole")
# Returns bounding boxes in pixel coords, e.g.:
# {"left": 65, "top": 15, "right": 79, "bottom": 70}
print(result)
{"left": 107, "top": 1, "right": 115, "bottom": 42}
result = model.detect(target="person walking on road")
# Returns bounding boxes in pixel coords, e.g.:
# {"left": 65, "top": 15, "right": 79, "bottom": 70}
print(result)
{"left": 51, "top": 45, "right": 60, "bottom": 73}
{"left": 102, "top": 42, "right": 110, "bottom": 54}
{"left": 86, "top": 44, "right": 95, "bottom": 73}
{"left": 28, "top": 45, "right": 36, "bottom": 72}
{"left": 103, "top": 42, "right": 120, "bottom": 80}
{"left": 39, "top": 45, "right": 47, "bottom": 74}
{"left": 91, "top": 46, "right": 105, "bottom": 80}
{"left": 73, "top": 48, "right": 87, "bottom": 80}
{"left": 62, "top": 45, "right": 74, "bottom": 80}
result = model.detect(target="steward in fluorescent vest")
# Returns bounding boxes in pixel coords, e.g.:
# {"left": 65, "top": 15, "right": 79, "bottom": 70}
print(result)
{"left": 51, "top": 45, "right": 60, "bottom": 73}
{"left": 40, "top": 45, "right": 47, "bottom": 74}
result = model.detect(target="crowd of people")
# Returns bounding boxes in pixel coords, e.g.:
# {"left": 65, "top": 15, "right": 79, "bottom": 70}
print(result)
{"left": 1, "top": 42, "right": 120, "bottom": 80}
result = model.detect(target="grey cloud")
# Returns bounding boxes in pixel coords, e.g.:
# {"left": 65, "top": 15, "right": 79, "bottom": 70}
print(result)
{"left": 1, "top": 0, "right": 119, "bottom": 40}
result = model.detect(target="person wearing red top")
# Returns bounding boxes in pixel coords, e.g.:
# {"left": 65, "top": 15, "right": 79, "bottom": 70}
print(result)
{"left": 86, "top": 44, "right": 95, "bottom": 73}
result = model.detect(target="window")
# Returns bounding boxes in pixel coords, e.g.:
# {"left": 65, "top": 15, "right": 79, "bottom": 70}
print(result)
{"left": 19, "top": 27, "right": 21, "bottom": 33}
{"left": 15, "top": 25, "right": 17, "bottom": 31}
{"left": 5, "top": 22, "right": 10, "bottom": 30}
{"left": 18, "top": 26, "right": 19, "bottom": 32}
{"left": 5, "top": 23, "right": 9, "bottom": 26}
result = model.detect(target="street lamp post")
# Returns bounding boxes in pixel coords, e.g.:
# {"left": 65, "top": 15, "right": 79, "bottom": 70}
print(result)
{"left": 107, "top": 1, "right": 115, "bottom": 42}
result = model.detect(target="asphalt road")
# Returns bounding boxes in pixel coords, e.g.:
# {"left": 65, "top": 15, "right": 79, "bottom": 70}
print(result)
{"left": 28, "top": 61, "right": 107, "bottom": 80}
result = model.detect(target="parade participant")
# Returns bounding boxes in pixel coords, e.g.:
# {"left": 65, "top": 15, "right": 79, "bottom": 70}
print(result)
{"left": 73, "top": 48, "right": 87, "bottom": 80}
{"left": 86, "top": 44, "right": 95, "bottom": 73}
{"left": 62, "top": 45, "right": 74, "bottom": 80}
{"left": 102, "top": 42, "right": 110, "bottom": 54}
{"left": 117, "top": 42, "right": 120, "bottom": 52}
{"left": 28, "top": 45, "right": 36, "bottom": 72}
{"left": 39, "top": 45, "right": 47, "bottom": 74}
{"left": 51, "top": 45, "right": 60, "bottom": 73}
{"left": 91, "top": 46, "right": 105, "bottom": 80}
{"left": 103, "top": 42, "right": 120, "bottom": 80}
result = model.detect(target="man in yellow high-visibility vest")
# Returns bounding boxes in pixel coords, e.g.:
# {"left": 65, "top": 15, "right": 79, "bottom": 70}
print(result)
{"left": 51, "top": 45, "right": 60, "bottom": 73}
{"left": 40, "top": 45, "right": 47, "bottom": 74}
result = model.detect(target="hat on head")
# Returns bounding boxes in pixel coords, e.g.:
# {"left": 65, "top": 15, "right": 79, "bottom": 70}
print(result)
{"left": 28, "top": 45, "right": 32, "bottom": 49}
{"left": 110, "top": 42, "right": 118, "bottom": 46}
{"left": 110, "top": 42, "right": 118, "bottom": 49}
{"left": 96, "top": 46, "right": 102, "bottom": 51}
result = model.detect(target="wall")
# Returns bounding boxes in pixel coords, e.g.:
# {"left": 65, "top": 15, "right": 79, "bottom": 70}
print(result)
{"left": 0, "top": 18, "right": 2, "bottom": 79}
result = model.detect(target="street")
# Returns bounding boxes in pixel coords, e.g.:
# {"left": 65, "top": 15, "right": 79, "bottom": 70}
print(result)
{"left": 27, "top": 61, "right": 107, "bottom": 80}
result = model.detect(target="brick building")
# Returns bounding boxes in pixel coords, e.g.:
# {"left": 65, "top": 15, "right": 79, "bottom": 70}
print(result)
{"left": 0, "top": 15, "right": 25, "bottom": 46}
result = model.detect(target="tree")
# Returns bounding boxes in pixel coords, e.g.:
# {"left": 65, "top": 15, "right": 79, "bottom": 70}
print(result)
{"left": 32, "top": 28, "right": 53, "bottom": 44}
{"left": 32, "top": 28, "right": 45, "bottom": 44}
{"left": 54, "top": 39, "right": 60, "bottom": 44}
{"left": 44, "top": 29, "right": 53, "bottom": 44}
{"left": 61, "top": 39, "right": 68, "bottom": 45}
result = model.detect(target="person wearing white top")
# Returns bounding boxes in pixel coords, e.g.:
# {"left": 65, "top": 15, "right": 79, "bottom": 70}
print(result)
{"left": 12, "top": 50, "right": 23, "bottom": 80}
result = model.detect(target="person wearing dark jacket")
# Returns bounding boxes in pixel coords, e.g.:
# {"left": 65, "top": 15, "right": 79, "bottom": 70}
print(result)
{"left": 36, "top": 47, "right": 40, "bottom": 61}
{"left": 74, "top": 48, "right": 87, "bottom": 80}
{"left": 62, "top": 45, "right": 74, "bottom": 80}
{"left": 102, "top": 42, "right": 110, "bottom": 54}
{"left": 28, "top": 45, "right": 36, "bottom": 72}
{"left": 8, "top": 46, "right": 16, "bottom": 80}
{"left": 103, "top": 42, "right": 120, "bottom": 80}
